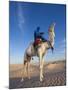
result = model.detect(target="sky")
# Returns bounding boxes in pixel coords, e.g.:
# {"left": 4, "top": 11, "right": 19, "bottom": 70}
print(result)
{"left": 9, "top": 1, "right": 66, "bottom": 64}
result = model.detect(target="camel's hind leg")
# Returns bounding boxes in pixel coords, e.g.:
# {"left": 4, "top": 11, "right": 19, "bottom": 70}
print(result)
{"left": 26, "top": 61, "right": 30, "bottom": 79}
{"left": 21, "top": 60, "right": 27, "bottom": 82}
{"left": 21, "top": 55, "right": 31, "bottom": 82}
{"left": 24, "top": 61, "right": 27, "bottom": 78}
{"left": 24, "top": 60, "right": 31, "bottom": 79}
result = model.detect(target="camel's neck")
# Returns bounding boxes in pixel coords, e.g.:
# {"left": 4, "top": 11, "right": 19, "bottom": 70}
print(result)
{"left": 49, "top": 33, "right": 55, "bottom": 47}
{"left": 48, "top": 23, "right": 55, "bottom": 47}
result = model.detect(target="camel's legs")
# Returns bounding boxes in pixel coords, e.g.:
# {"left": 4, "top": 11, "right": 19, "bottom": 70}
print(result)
{"left": 23, "top": 61, "right": 30, "bottom": 79}
{"left": 21, "top": 62, "right": 27, "bottom": 81}
{"left": 27, "top": 61, "right": 30, "bottom": 79}
{"left": 39, "top": 55, "right": 44, "bottom": 82}
{"left": 42, "top": 57, "right": 44, "bottom": 78}
{"left": 23, "top": 62, "right": 27, "bottom": 78}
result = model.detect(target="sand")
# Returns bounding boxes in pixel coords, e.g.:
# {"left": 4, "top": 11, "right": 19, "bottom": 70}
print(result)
{"left": 9, "top": 60, "right": 66, "bottom": 89}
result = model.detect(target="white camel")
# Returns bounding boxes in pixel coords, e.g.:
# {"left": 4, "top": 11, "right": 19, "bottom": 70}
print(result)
{"left": 22, "top": 23, "right": 56, "bottom": 82}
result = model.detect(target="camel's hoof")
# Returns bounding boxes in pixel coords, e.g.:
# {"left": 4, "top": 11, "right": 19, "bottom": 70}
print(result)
{"left": 40, "top": 79, "right": 43, "bottom": 82}
{"left": 21, "top": 78, "right": 24, "bottom": 82}
{"left": 40, "top": 77, "right": 43, "bottom": 82}
{"left": 40, "top": 76, "right": 43, "bottom": 82}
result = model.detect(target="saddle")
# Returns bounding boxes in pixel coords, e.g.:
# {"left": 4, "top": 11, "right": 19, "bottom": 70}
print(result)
{"left": 33, "top": 38, "right": 43, "bottom": 50}
{"left": 33, "top": 37, "right": 48, "bottom": 50}
{"left": 34, "top": 38, "right": 42, "bottom": 45}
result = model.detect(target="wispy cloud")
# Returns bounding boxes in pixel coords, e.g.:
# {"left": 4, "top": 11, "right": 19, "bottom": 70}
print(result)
{"left": 17, "top": 3, "right": 25, "bottom": 33}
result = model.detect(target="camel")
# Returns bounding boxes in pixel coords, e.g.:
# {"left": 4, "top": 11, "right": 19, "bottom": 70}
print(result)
{"left": 22, "top": 23, "right": 56, "bottom": 82}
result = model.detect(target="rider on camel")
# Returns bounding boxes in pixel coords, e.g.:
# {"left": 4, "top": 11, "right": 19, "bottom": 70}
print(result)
{"left": 34, "top": 26, "right": 45, "bottom": 47}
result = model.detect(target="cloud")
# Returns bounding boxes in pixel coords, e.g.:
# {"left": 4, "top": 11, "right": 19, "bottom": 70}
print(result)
{"left": 17, "top": 3, "right": 25, "bottom": 33}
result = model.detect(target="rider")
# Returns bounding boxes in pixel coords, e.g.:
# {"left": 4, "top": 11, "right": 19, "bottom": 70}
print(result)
{"left": 34, "top": 26, "right": 45, "bottom": 46}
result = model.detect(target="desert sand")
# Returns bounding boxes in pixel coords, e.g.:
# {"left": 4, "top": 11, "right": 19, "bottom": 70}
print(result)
{"left": 9, "top": 60, "right": 66, "bottom": 89}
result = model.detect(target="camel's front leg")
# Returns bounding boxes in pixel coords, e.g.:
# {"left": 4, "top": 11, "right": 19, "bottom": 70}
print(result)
{"left": 39, "top": 55, "right": 44, "bottom": 82}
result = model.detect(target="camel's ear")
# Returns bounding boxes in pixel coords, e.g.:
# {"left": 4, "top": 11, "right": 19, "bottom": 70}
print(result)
{"left": 51, "top": 47, "right": 54, "bottom": 53}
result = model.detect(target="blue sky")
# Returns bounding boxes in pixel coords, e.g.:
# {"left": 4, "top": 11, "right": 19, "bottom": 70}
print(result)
{"left": 9, "top": 1, "right": 66, "bottom": 64}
